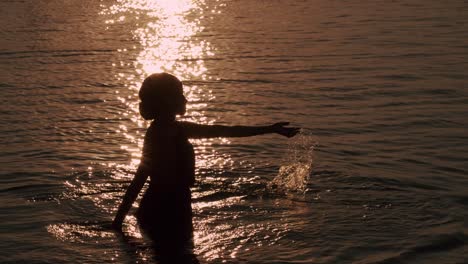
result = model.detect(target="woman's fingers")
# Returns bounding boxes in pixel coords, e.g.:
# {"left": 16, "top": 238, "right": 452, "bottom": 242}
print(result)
{"left": 287, "top": 127, "right": 300, "bottom": 137}
{"left": 111, "top": 219, "right": 123, "bottom": 232}
{"left": 279, "top": 127, "right": 300, "bottom": 137}
{"left": 272, "top": 122, "right": 300, "bottom": 137}
{"left": 274, "top": 122, "right": 290, "bottom": 127}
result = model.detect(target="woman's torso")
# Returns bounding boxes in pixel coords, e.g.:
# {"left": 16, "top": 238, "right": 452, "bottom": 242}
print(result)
{"left": 142, "top": 120, "right": 195, "bottom": 190}
{"left": 137, "top": 121, "right": 195, "bottom": 241}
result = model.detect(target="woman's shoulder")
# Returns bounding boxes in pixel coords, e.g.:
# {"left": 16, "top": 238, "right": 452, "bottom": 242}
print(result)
{"left": 147, "top": 120, "right": 198, "bottom": 138}
{"left": 177, "top": 121, "right": 197, "bottom": 130}
{"left": 146, "top": 121, "right": 179, "bottom": 139}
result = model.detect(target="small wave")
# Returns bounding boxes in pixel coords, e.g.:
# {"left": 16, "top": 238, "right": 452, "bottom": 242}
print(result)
{"left": 0, "top": 49, "right": 113, "bottom": 56}
{"left": 371, "top": 232, "right": 468, "bottom": 264}
{"left": 218, "top": 78, "right": 276, "bottom": 84}
{"left": 47, "top": 221, "right": 117, "bottom": 243}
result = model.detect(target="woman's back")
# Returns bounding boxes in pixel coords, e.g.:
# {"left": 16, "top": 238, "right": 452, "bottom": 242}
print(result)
{"left": 137, "top": 121, "right": 196, "bottom": 252}
{"left": 142, "top": 121, "right": 195, "bottom": 189}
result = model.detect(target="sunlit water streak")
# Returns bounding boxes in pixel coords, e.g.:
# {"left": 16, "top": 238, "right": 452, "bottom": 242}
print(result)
{"left": 100, "top": 0, "right": 225, "bottom": 169}
{"left": 47, "top": 0, "right": 269, "bottom": 262}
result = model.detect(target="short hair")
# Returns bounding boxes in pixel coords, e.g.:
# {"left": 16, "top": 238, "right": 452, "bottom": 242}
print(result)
{"left": 138, "top": 73, "right": 183, "bottom": 120}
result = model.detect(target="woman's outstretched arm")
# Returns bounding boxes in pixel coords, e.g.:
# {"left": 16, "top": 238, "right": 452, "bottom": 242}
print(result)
{"left": 181, "top": 121, "right": 300, "bottom": 139}
{"left": 112, "top": 165, "right": 148, "bottom": 230}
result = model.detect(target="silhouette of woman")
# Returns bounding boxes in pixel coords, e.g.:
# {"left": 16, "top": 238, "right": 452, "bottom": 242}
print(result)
{"left": 112, "top": 73, "right": 299, "bottom": 262}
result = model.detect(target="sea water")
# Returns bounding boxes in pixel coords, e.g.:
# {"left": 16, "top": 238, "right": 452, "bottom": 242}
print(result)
{"left": 1, "top": 0, "right": 467, "bottom": 263}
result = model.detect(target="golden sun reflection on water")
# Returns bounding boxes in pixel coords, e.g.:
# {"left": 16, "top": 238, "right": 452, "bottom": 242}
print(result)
{"left": 101, "top": 0, "right": 225, "bottom": 164}
{"left": 100, "top": 0, "right": 236, "bottom": 184}
{"left": 105, "top": 0, "right": 235, "bottom": 181}
{"left": 93, "top": 0, "right": 241, "bottom": 255}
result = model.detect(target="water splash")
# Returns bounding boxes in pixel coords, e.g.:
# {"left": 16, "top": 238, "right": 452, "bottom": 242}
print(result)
{"left": 269, "top": 131, "right": 316, "bottom": 193}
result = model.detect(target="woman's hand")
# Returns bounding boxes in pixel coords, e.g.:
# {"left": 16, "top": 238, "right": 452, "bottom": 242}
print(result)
{"left": 271, "top": 122, "right": 300, "bottom": 138}
{"left": 111, "top": 218, "right": 123, "bottom": 232}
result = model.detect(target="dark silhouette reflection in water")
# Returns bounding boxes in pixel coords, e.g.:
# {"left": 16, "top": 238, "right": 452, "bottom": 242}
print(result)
{"left": 112, "top": 73, "right": 299, "bottom": 262}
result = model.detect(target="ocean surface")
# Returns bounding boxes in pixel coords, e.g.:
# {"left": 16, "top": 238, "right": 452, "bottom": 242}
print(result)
{"left": 1, "top": 0, "right": 467, "bottom": 263}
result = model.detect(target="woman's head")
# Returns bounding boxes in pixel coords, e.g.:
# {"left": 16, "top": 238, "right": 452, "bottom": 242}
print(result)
{"left": 138, "top": 73, "right": 187, "bottom": 120}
